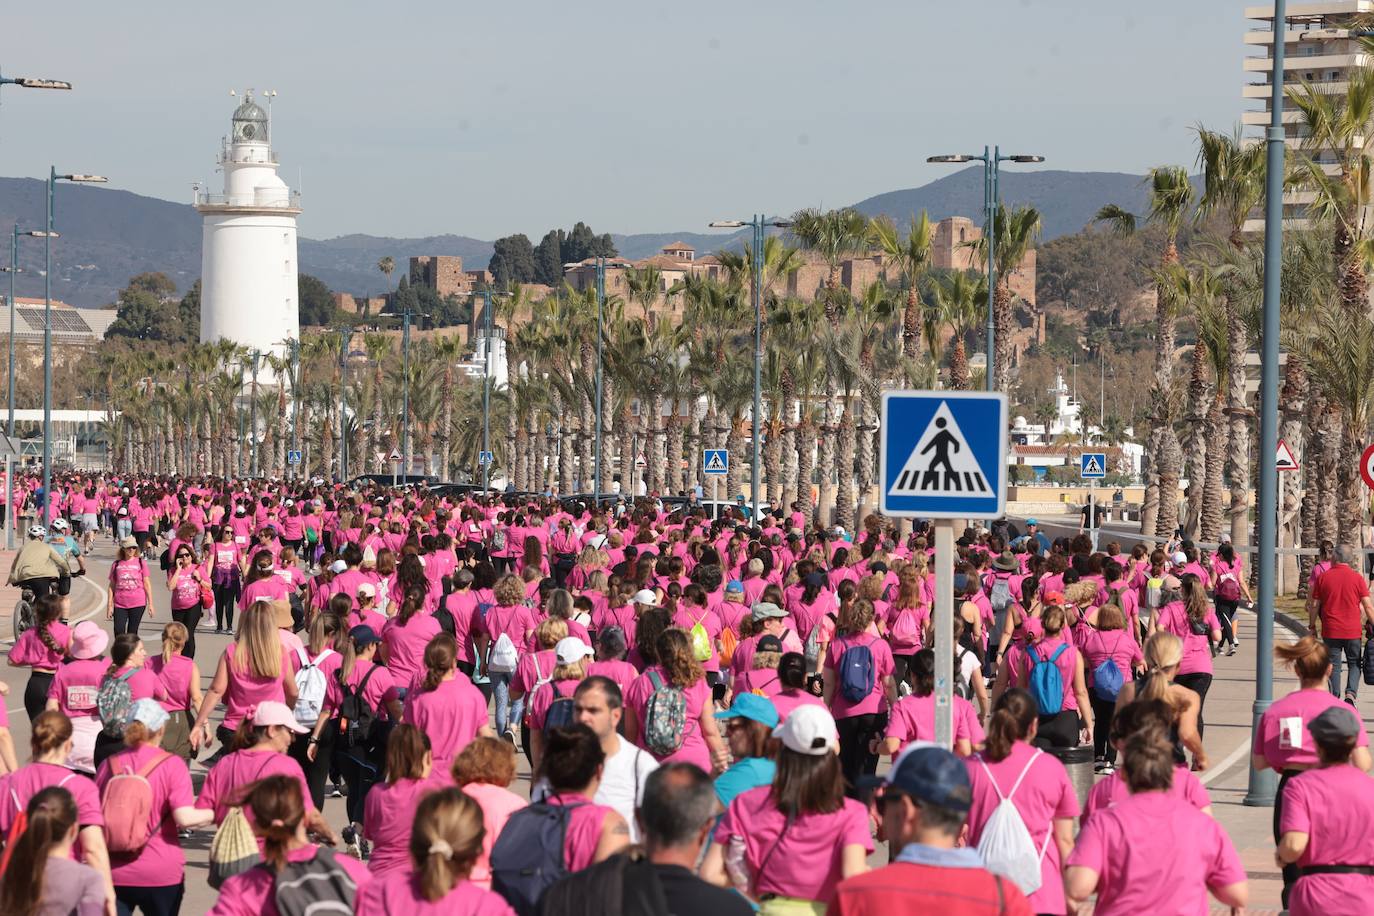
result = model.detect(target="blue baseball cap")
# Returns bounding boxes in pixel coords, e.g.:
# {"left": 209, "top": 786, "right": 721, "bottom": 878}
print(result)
{"left": 713, "top": 692, "right": 779, "bottom": 729}
{"left": 865, "top": 743, "right": 972, "bottom": 813}
{"left": 1025, "top": 518, "right": 1039, "bottom": 526}
{"left": 349, "top": 625, "right": 381, "bottom": 648}
{"left": 725, "top": 579, "right": 744, "bottom": 594}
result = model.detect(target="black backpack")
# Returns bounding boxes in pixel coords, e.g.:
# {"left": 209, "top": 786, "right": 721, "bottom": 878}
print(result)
{"left": 337, "top": 665, "right": 387, "bottom": 757}
{"left": 272, "top": 846, "right": 357, "bottom": 916}
{"left": 491, "top": 800, "right": 583, "bottom": 916}
{"left": 543, "top": 682, "right": 576, "bottom": 734}
{"left": 434, "top": 594, "right": 458, "bottom": 637}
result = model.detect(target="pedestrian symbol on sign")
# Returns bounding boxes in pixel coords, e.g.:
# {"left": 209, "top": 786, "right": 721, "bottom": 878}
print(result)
{"left": 1080, "top": 453, "right": 1106, "bottom": 479}
{"left": 888, "top": 402, "right": 991, "bottom": 496}
{"left": 703, "top": 449, "right": 728, "bottom": 475}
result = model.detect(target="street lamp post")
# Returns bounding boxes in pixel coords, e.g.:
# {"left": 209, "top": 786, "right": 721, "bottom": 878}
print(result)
{"left": 289, "top": 337, "right": 301, "bottom": 479}
{"left": 402, "top": 306, "right": 411, "bottom": 481}
{"left": 3, "top": 226, "right": 46, "bottom": 437}
{"left": 595, "top": 258, "right": 606, "bottom": 501}
{"left": 1245, "top": 0, "right": 1288, "bottom": 808}
{"left": 249, "top": 350, "right": 260, "bottom": 476}
{"left": 927, "top": 149, "right": 1044, "bottom": 391}
{"left": 338, "top": 326, "right": 352, "bottom": 482}
{"left": 43, "top": 169, "right": 105, "bottom": 515}
{"left": 708, "top": 216, "right": 793, "bottom": 520}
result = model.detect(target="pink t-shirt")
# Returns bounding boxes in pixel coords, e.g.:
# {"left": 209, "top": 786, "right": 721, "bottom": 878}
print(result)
{"left": 1009, "top": 636, "right": 1080, "bottom": 713}
{"left": 884, "top": 693, "right": 985, "bottom": 753}
{"left": 96, "top": 746, "right": 195, "bottom": 886}
{"left": 221, "top": 643, "right": 291, "bottom": 730}
{"left": 323, "top": 658, "right": 397, "bottom": 717}
{"left": 482, "top": 604, "right": 539, "bottom": 653}
{"left": 884, "top": 604, "right": 930, "bottom": 654}
{"left": 240, "top": 575, "right": 289, "bottom": 610}
{"left": 511, "top": 649, "right": 559, "bottom": 699}
{"left": 461, "top": 781, "right": 529, "bottom": 889}
{"left": 148, "top": 654, "right": 195, "bottom": 713}
{"left": 1281, "top": 764, "right": 1374, "bottom": 915}
{"left": 734, "top": 667, "right": 782, "bottom": 698}
{"left": 197, "top": 749, "right": 315, "bottom": 824}
{"left": 965, "top": 743, "right": 1079, "bottom": 914}
{"left": 823, "top": 632, "right": 895, "bottom": 718}
{"left": 0, "top": 762, "right": 102, "bottom": 835}
{"left": 363, "top": 773, "right": 452, "bottom": 876}
{"left": 1156, "top": 602, "right": 1220, "bottom": 675}
{"left": 168, "top": 567, "right": 203, "bottom": 611}
{"left": 355, "top": 870, "right": 516, "bottom": 915}
{"left": 625, "top": 666, "right": 712, "bottom": 768}
{"left": 713, "top": 785, "right": 873, "bottom": 903}
{"left": 526, "top": 678, "right": 582, "bottom": 731}
{"left": 1082, "top": 766, "right": 1211, "bottom": 824}
{"left": 48, "top": 658, "right": 108, "bottom": 718}
{"left": 208, "top": 845, "right": 372, "bottom": 916}
{"left": 586, "top": 659, "right": 639, "bottom": 697}
{"left": 110, "top": 557, "right": 150, "bottom": 608}
{"left": 9, "top": 621, "right": 70, "bottom": 669}
{"left": 381, "top": 613, "right": 443, "bottom": 688}
{"left": 1256, "top": 688, "right": 1372, "bottom": 770}
{"left": 590, "top": 603, "right": 638, "bottom": 649}
{"left": 543, "top": 791, "right": 613, "bottom": 872}
{"left": 1068, "top": 791, "right": 1245, "bottom": 915}
{"left": 771, "top": 688, "right": 827, "bottom": 722}
{"left": 404, "top": 675, "right": 489, "bottom": 772}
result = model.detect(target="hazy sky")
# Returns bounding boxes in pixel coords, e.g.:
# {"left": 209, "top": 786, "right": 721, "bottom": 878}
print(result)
{"left": 2, "top": 1, "right": 1245, "bottom": 240}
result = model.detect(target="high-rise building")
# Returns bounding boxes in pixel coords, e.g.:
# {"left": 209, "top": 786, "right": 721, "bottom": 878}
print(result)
{"left": 196, "top": 91, "right": 302, "bottom": 359}
{"left": 1242, "top": 2, "right": 1371, "bottom": 230}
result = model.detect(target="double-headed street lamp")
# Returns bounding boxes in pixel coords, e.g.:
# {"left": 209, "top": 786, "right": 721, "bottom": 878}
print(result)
{"left": 3, "top": 226, "right": 50, "bottom": 436}
{"left": 43, "top": 169, "right": 105, "bottom": 515}
{"left": 708, "top": 216, "right": 792, "bottom": 520}
{"left": 564, "top": 258, "right": 616, "bottom": 502}
{"left": 927, "top": 149, "right": 1044, "bottom": 391}
{"left": 474, "top": 290, "right": 508, "bottom": 493}
{"left": 0, "top": 71, "right": 72, "bottom": 92}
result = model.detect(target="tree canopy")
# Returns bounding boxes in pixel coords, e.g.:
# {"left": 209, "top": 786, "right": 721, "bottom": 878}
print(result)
{"left": 488, "top": 234, "right": 537, "bottom": 288}
{"left": 105, "top": 274, "right": 199, "bottom": 343}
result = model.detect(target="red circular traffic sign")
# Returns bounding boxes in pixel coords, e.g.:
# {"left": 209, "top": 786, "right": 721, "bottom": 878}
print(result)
{"left": 1362, "top": 444, "right": 1374, "bottom": 490}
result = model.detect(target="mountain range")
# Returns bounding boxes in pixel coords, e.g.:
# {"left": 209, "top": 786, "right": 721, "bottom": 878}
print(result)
{"left": 0, "top": 168, "right": 1163, "bottom": 308}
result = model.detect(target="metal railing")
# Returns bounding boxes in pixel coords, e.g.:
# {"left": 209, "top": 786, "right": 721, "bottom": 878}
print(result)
{"left": 195, "top": 190, "right": 301, "bottom": 209}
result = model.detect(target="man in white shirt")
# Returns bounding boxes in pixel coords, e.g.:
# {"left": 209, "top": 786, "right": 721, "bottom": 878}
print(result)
{"left": 573, "top": 675, "right": 658, "bottom": 842}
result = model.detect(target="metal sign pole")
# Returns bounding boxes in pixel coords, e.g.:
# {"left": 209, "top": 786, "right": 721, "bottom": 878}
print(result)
{"left": 4, "top": 455, "right": 11, "bottom": 551}
{"left": 934, "top": 518, "right": 954, "bottom": 749}
{"left": 1089, "top": 479, "right": 1097, "bottom": 551}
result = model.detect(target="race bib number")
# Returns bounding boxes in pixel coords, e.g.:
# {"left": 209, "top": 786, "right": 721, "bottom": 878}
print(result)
{"left": 1279, "top": 716, "right": 1304, "bottom": 751}
{"left": 66, "top": 685, "right": 97, "bottom": 711}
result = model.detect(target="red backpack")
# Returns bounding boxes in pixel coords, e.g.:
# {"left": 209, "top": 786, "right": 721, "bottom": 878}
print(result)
{"left": 101, "top": 752, "right": 173, "bottom": 853}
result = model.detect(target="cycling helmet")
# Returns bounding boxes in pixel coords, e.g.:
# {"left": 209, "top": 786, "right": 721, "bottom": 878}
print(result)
{"left": 51, "top": 518, "right": 69, "bottom": 531}
{"left": 27, "top": 525, "right": 46, "bottom": 538}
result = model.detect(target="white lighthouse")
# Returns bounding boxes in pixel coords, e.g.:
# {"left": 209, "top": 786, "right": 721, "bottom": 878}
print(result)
{"left": 196, "top": 91, "right": 301, "bottom": 359}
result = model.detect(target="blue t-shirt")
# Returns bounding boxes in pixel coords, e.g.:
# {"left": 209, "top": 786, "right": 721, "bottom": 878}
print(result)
{"left": 714, "top": 756, "right": 776, "bottom": 808}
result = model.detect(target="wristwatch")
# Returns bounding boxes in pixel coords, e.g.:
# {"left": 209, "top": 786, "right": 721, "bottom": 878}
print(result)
{"left": 308, "top": 737, "right": 319, "bottom": 745}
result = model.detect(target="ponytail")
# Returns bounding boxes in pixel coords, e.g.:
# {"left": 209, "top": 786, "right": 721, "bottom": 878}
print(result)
{"left": 1140, "top": 631, "right": 1183, "bottom": 705}
{"left": 33, "top": 595, "right": 63, "bottom": 658}
{"left": 1275, "top": 635, "right": 1330, "bottom": 683}
{"left": 1181, "top": 573, "right": 1208, "bottom": 625}
{"left": 422, "top": 633, "right": 458, "bottom": 692}
{"left": 244, "top": 775, "right": 306, "bottom": 873}
{"left": 984, "top": 688, "right": 1037, "bottom": 761}
{"left": 0, "top": 787, "right": 77, "bottom": 916}
{"left": 411, "top": 788, "right": 485, "bottom": 901}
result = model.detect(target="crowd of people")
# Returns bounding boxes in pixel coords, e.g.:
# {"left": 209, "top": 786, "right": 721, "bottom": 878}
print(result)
{"left": 0, "top": 474, "right": 1364, "bottom": 914}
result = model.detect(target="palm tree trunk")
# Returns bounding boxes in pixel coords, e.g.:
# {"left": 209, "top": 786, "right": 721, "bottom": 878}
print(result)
{"left": 991, "top": 282, "right": 1014, "bottom": 392}
{"left": 1200, "top": 393, "right": 1225, "bottom": 541}
{"left": 766, "top": 414, "right": 783, "bottom": 508}
{"left": 1183, "top": 341, "right": 1209, "bottom": 540}
{"left": 1280, "top": 355, "right": 1307, "bottom": 591}
{"left": 1316, "top": 397, "right": 1340, "bottom": 546}
{"left": 816, "top": 394, "right": 838, "bottom": 526}
{"left": 950, "top": 337, "right": 971, "bottom": 390}
{"left": 439, "top": 367, "right": 454, "bottom": 482}
{"left": 619, "top": 405, "right": 636, "bottom": 498}
{"left": 902, "top": 285, "right": 920, "bottom": 361}
{"left": 1339, "top": 415, "right": 1366, "bottom": 544}
{"left": 726, "top": 416, "right": 744, "bottom": 505}
{"left": 505, "top": 404, "right": 518, "bottom": 490}
{"left": 1224, "top": 298, "right": 1252, "bottom": 548}
{"left": 836, "top": 396, "right": 856, "bottom": 530}
{"left": 856, "top": 397, "right": 876, "bottom": 520}
{"left": 668, "top": 415, "right": 685, "bottom": 495}
{"left": 795, "top": 410, "right": 815, "bottom": 520}
{"left": 598, "top": 379, "right": 615, "bottom": 497}
{"left": 514, "top": 421, "right": 529, "bottom": 491}
{"left": 647, "top": 397, "right": 662, "bottom": 496}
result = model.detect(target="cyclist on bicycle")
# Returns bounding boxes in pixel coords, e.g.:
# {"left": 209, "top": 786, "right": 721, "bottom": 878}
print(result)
{"left": 7, "top": 526, "right": 71, "bottom": 599}
{"left": 47, "top": 518, "right": 86, "bottom": 578}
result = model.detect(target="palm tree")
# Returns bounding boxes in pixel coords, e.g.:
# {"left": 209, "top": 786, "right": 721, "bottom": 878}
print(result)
{"left": 870, "top": 212, "right": 934, "bottom": 365}
{"left": 930, "top": 272, "right": 987, "bottom": 390}
{"left": 715, "top": 235, "right": 804, "bottom": 302}
{"left": 969, "top": 204, "right": 1041, "bottom": 392}
{"left": 789, "top": 208, "right": 871, "bottom": 327}
{"left": 1186, "top": 266, "right": 1228, "bottom": 541}
{"left": 624, "top": 264, "right": 664, "bottom": 328}
{"left": 1033, "top": 402, "right": 1057, "bottom": 446}
{"left": 1097, "top": 165, "right": 1195, "bottom": 540}
{"left": 1307, "top": 299, "right": 1374, "bottom": 540}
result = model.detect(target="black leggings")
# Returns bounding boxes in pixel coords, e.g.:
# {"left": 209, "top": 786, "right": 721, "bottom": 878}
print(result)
{"left": 1275, "top": 769, "right": 1300, "bottom": 909}
{"left": 336, "top": 748, "right": 379, "bottom": 826}
{"left": 1032, "top": 709, "right": 1083, "bottom": 750}
{"left": 24, "top": 671, "right": 53, "bottom": 722}
{"left": 836, "top": 712, "right": 882, "bottom": 796}
{"left": 214, "top": 584, "right": 238, "bottom": 631}
{"left": 1174, "top": 672, "right": 1213, "bottom": 738}
{"left": 1215, "top": 599, "right": 1239, "bottom": 647}
{"left": 1091, "top": 695, "right": 1117, "bottom": 762}
{"left": 171, "top": 606, "right": 203, "bottom": 659}
{"left": 289, "top": 720, "right": 337, "bottom": 811}
{"left": 112, "top": 605, "right": 145, "bottom": 636}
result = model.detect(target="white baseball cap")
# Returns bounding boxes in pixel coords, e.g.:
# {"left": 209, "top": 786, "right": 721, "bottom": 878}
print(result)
{"left": 555, "top": 636, "right": 591, "bottom": 665}
{"left": 1171, "top": 551, "right": 1187, "bottom": 566}
{"left": 772, "top": 704, "right": 839, "bottom": 757}
{"left": 329, "top": 559, "right": 348, "bottom": 574}
{"left": 632, "top": 589, "right": 660, "bottom": 607}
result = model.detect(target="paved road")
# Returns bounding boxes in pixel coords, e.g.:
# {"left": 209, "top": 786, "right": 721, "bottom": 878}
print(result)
{"left": 0, "top": 531, "right": 1345, "bottom": 913}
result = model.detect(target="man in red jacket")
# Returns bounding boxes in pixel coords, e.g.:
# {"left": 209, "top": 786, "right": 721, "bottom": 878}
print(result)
{"left": 836, "top": 745, "right": 1032, "bottom": 916}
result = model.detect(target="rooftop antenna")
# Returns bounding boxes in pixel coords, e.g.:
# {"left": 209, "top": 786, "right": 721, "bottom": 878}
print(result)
{"left": 265, "top": 89, "right": 277, "bottom": 138}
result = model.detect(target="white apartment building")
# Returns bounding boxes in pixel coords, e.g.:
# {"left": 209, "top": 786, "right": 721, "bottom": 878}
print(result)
{"left": 1242, "top": 1, "right": 1371, "bottom": 230}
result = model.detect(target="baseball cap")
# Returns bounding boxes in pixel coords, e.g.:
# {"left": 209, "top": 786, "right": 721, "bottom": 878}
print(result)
{"left": 632, "top": 589, "right": 660, "bottom": 607}
{"left": 751, "top": 601, "right": 785, "bottom": 622}
{"left": 1171, "top": 551, "right": 1188, "bottom": 566}
{"left": 329, "top": 559, "right": 348, "bottom": 574}
{"left": 357, "top": 582, "right": 377, "bottom": 599}
{"left": 119, "top": 536, "right": 137, "bottom": 549}
{"left": 802, "top": 571, "right": 826, "bottom": 588}
{"left": 1025, "top": 518, "right": 1038, "bottom": 526}
{"left": 757, "top": 634, "right": 783, "bottom": 653}
{"left": 349, "top": 625, "right": 381, "bottom": 648}
{"left": 869, "top": 743, "right": 973, "bottom": 814}
{"left": 251, "top": 701, "right": 309, "bottom": 734}
{"left": 725, "top": 580, "right": 744, "bottom": 595}
{"left": 1310, "top": 706, "right": 1361, "bottom": 745}
{"left": 125, "top": 697, "right": 169, "bottom": 733}
{"left": 714, "top": 692, "right": 779, "bottom": 729}
{"left": 772, "top": 704, "right": 838, "bottom": 756}
{"left": 556, "top": 636, "right": 591, "bottom": 665}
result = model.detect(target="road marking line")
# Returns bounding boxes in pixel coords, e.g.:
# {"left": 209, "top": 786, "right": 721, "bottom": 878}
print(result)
{"left": 1199, "top": 736, "right": 1253, "bottom": 786}
{"left": 3, "top": 571, "right": 108, "bottom": 715}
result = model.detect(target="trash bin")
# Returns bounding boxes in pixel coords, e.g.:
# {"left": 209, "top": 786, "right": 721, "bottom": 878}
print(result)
{"left": 1048, "top": 744, "right": 1095, "bottom": 811}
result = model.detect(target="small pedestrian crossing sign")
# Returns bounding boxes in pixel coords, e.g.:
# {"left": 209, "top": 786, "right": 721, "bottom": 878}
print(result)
{"left": 1080, "top": 453, "right": 1106, "bottom": 479}
{"left": 703, "top": 449, "right": 728, "bottom": 475}
{"left": 287, "top": 450, "right": 302, "bottom": 466}
{"left": 479, "top": 450, "right": 494, "bottom": 466}
{"left": 880, "top": 390, "right": 1006, "bottom": 519}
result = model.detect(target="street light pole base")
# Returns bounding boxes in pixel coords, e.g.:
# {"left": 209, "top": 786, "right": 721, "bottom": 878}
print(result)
{"left": 1242, "top": 698, "right": 1277, "bottom": 807}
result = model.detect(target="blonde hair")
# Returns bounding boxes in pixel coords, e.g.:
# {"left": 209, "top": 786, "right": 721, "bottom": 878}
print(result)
{"left": 492, "top": 574, "right": 525, "bottom": 607}
{"left": 411, "top": 788, "right": 485, "bottom": 902}
{"left": 534, "top": 617, "right": 569, "bottom": 651}
{"left": 1064, "top": 581, "right": 1097, "bottom": 607}
{"left": 551, "top": 658, "right": 588, "bottom": 682}
{"left": 1139, "top": 631, "right": 1183, "bottom": 705}
{"left": 232, "top": 605, "right": 282, "bottom": 679}
{"left": 160, "top": 621, "right": 188, "bottom": 663}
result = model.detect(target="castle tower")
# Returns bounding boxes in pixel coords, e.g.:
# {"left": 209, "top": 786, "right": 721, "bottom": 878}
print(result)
{"left": 196, "top": 91, "right": 301, "bottom": 359}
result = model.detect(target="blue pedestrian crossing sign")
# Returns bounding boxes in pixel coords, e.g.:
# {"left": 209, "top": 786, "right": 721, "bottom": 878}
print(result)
{"left": 880, "top": 390, "right": 1007, "bottom": 519}
{"left": 286, "top": 450, "right": 302, "bottom": 466}
{"left": 478, "top": 450, "right": 494, "bottom": 466}
{"left": 703, "top": 449, "right": 728, "bottom": 475}
{"left": 1080, "top": 452, "right": 1107, "bottom": 479}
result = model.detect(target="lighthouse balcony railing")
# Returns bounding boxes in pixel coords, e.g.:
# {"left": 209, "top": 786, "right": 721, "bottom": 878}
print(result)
{"left": 195, "top": 190, "right": 302, "bottom": 209}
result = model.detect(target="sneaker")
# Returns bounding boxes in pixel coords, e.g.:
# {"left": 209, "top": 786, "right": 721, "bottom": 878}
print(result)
{"left": 1099, "top": 763, "right": 1116, "bottom": 775}
{"left": 502, "top": 727, "right": 516, "bottom": 745}
{"left": 1345, "top": 694, "right": 1358, "bottom": 707}
{"left": 178, "top": 828, "right": 195, "bottom": 840}
{"left": 1226, "top": 644, "right": 1237, "bottom": 657}
{"left": 1094, "top": 759, "right": 1108, "bottom": 773}
{"left": 326, "top": 783, "right": 344, "bottom": 798}
{"left": 341, "top": 826, "right": 361, "bottom": 858}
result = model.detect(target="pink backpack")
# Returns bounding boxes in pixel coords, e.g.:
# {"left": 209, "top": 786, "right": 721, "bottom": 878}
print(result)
{"left": 101, "top": 751, "right": 172, "bottom": 853}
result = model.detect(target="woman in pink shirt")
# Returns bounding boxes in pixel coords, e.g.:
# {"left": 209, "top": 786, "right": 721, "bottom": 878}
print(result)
{"left": 207, "top": 774, "right": 363, "bottom": 916}
{"left": 527, "top": 637, "right": 591, "bottom": 770}
{"left": 625, "top": 629, "right": 729, "bottom": 772}
{"left": 363, "top": 724, "right": 451, "bottom": 877}
{"left": 452, "top": 737, "right": 527, "bottom": 890}
{"left": 95, "top": 698, "right": 214, "bottom": 913}
{"left": 1153, "top": 573, "right": 1221, "bottom": 736}
{"left": 822, "top": 597, "right": 897, "bottom": 791}
{"left": 45, "top": 621, "right": 112, "bottom": 775}
{"left": 166, "top": 543, "right": 207, "bottom": 658}
{"left": 881, "top": 568, "right": 930, "bottom": 681}
{"left": 1278, "top": 705, "right": 1374, "bottom": 916}
{"left": 769, "top": 652, "right": 827, "bottom": 722}
{"left": 732, "top": 634, "right": 785, "bottom": 699}
{"left": 91, "top": 633, "right": 169, "bottom": 772}
{"left": 993, "top": 605, "right": 1093, "bottom": 750}
{"left": 534, "top": 724, "right": 631, "bottom": 872}
{"left": 1210, "top": 540, "right": 1251, "bottom": 656}
{"left": 1078, "top": 603, "right": 1142, "bottom": 772}
{"left": 965, "top": 689, "right": 1080, "bottom": 914}
{"left": 1082, "top": 698, "right": 1212, "bottom": 824}
{"left": 481, "top": 575, "right": 540, "bottom": 738}
{"left": 357, "top": 786, "right": 517, "bottom": 915}
{"left": 147, "top": 622, "right": 202, "bottom": 763}
{"left": 207, "top": 525, "right": 243, "bottom": 634}
{"left": 380, "top": 588, "right": 442, "bottom": 688}
{"left": 404, "top": 634, "right": 494, "bottom": 774}
{"left": 586, "top": 626, "right": 638, "bottom": 697}
{"left": 107, "top": 537, "right": 154, "bottom": 636}
{"left": 9, "top": 592, "right": 70, "bottom": 721}
{"left": 881, "top": 648, "right": 985, "bottom": 758}
{"left": 1067, "top": 728, "right": 1247, "bottom": 915}
{"left": 703, "top": 705, "right": 872, "bottom": 907}
{"left": 191, "top": 605, "right": 299, "bottom": 756}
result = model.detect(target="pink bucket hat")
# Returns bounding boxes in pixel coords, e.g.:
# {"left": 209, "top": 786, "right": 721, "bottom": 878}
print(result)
{"left": 70, "top": 620, "right": 109, "bottom": 660}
